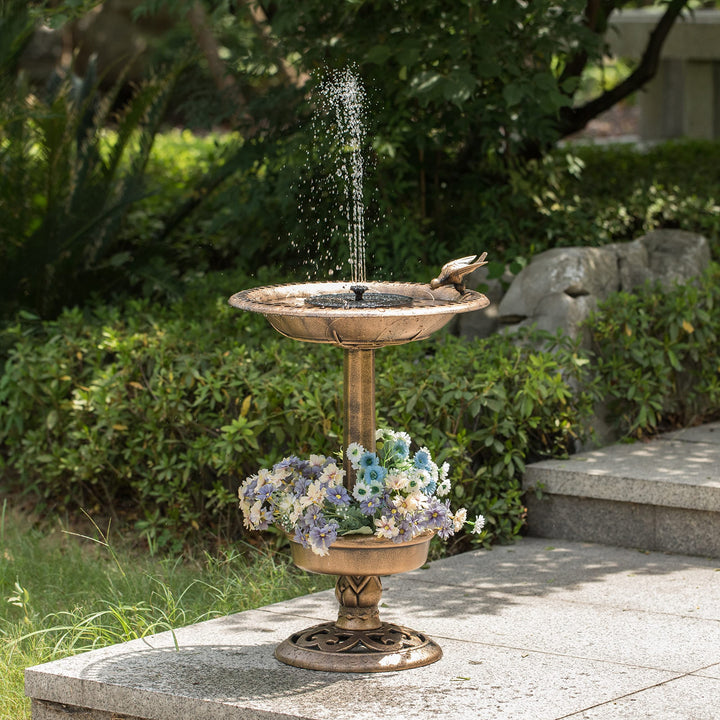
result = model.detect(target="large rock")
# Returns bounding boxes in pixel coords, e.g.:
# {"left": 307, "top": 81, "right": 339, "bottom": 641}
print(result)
{"left": 608, "top": 238, "right": 651, "bottom": 291}
{"left": 639, "top": 229, "right": 711, "bottom": 284}
{"left": 607, "top": 230, "right": 711, "bottom": 292}
{"left": 495, "top": 246, "right": 617, "bottom": 341}
{"left": 497, "top": 246, "right": 618, "bottom": 322}
{"left": 461, "top": 230, "right": 711, "bottom": 345}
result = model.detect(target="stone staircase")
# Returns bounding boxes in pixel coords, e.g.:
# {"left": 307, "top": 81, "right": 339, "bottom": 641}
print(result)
{"left": 523, "top": 422, "right": 720, "bottom": 557}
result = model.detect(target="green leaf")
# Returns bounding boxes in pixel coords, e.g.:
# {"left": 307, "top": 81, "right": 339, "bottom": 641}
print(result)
{"left": 442, "top": 70, "right": 476, "bottom": 107}
{"left": 366, "top": 45, "right": 393, "bottom": 65}
{"left": 502, "top": 82, "right": 526, "bottom": 108}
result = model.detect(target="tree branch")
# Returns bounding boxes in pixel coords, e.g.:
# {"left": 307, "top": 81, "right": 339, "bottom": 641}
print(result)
{"left": 186, "top": 1, "right": 247, "bottom": 115}
{"left": 557, "top": 0, "right": 690, "bottom": 138}
{"left": 241, "top": 0, "right": 310, "bottom": 89}
{"left": 558, "top": 0, "right": 617, "bottom": 90}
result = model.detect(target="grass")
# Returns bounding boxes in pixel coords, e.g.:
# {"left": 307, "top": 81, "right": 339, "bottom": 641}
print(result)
{"left": 0, "top": 501, "right": 333, "bottom": 720}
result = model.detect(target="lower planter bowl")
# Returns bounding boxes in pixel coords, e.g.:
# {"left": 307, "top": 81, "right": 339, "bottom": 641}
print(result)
{"left": 277, "top": 531, "right": 442, "bottom": 672}
{"left": 288, "top": 531, "right": 434, "bottom": 576}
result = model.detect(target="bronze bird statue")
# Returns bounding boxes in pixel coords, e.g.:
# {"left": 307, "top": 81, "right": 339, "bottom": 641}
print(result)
{"left": 430, "top": 253, "right": 488, "bottom": 294}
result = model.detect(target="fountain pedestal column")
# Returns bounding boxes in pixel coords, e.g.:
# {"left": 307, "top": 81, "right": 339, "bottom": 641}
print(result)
{"left": 343, "top": 349, "right": 375, "bottom": 489}
{"left": 273, "top": 347, "right": 443, "bottom": 672}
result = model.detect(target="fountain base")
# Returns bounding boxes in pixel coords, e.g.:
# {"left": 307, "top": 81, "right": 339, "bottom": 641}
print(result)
{"left": 274, "top": 536, "right": 443, "bottom": 672}
{"left": 274, "top": 620, "right": 442, "bottom": 673}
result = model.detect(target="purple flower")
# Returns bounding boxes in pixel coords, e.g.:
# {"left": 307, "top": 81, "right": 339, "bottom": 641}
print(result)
{"left": 293, "top": 525, "right": 310, "bottom": 547}
{"left": 276, "top": 456, "right": 301, "bottom": 470}
{"left": 359, "top": 496, "right": 382, "bottom": 516}
{"left": 423, "top": 498, "right": 450, "bottom": 527}
{"left": 254, "top": 506, "right": 273, "bottom": 531}
{"left": 308, "top": 522, "right": 338, "bottom": 556}
{"left": 392, "top": 519, "right": 414, "bottom": 543}
{"left": 436, "top": 517, "right": 455, "bottom": 540}
{"left": 239, "top": 478, "right": 258, "bottom": 500}
{"left": 292, "top": 474, "right": 312, "bottom": 498}
{"left": 326, "top": 485, "right": 351, "bottom": 506}
{"left": 303, "top": 507, "right": 327, "bottom": 528}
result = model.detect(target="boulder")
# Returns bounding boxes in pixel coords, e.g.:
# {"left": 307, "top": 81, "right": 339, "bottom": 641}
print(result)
{"left": 460, "top": 230, "right": 711, "bottom": 347}
{"left": 606, "top": 238, "right": 651, "bottom": 291}
{"left": 638, "top": 229, "right": 711, "bottom": 285}
{"left": 497, "top": 246, "right": 618, "bottom": 322}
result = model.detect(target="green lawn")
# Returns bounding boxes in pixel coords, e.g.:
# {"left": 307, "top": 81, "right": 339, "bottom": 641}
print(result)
{"left": 0, "top": 502, "right": 332, "bottom": 719}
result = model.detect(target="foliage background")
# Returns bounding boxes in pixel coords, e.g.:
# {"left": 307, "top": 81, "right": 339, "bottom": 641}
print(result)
{"left": 1, "top": 0, "right": 719, "bottom": 553}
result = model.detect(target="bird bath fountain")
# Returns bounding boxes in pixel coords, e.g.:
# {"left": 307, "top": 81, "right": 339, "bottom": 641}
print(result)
{"left": 228, "top": 70, "right": 489, "bottom": 673}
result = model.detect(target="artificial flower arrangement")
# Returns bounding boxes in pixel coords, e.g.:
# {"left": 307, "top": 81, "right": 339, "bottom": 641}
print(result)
{"left": 239, "top": 427, "right": 485, "bottom": 556}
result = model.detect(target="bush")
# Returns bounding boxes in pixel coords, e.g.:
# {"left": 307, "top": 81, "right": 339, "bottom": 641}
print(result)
{"left": 149, "top": 137, "right": 720, "bottom": 287}
{"left": 586, "top": 262, "right": 720, "bottom": 437}
{"left": 0, "top": 270, "right": 595, "bottom": 552}
{"left": 377, "top": 331, "right": 595, "bottom": 551}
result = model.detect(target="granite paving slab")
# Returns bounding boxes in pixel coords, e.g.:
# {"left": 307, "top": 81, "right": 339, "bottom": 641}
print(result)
{"left": 26, "top": 538, "right": 720, "bottom": 720}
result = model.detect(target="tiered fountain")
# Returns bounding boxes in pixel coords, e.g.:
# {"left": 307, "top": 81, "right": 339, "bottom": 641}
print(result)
{"left": 229, "top": 70, "right": 489, "bottom": 673}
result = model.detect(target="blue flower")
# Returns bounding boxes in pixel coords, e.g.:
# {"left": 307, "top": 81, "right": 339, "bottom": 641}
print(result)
{"left": 423, "top": 479, "right": 437, "bottom": 495}
{"left": 362, "top": 464, "right": 387, "bottom": 486}
{"left": 381, "top": 437, "right": 409, "bottom": 463}
{"left": 359, "top": 451, "right": 380, "bottom": 468}
{"left": 413, "top": 448, "right": 432, "bottom": 471}
{"left": 326, "top": 485, "right": 351, "bottom": 506}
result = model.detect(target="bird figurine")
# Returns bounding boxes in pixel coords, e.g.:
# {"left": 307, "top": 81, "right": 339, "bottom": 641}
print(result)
{"left": 430, "top": 253, "right": 488, "bottom": 294}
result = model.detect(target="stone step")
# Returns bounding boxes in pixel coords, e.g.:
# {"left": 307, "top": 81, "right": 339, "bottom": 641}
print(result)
{"left": 522, "top": 422, "right": 720, "bottom": 557}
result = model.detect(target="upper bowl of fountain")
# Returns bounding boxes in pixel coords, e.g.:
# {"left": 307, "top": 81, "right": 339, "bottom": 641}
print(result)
{"left": 229, "top": 281, "right": 489, "bottom": 349}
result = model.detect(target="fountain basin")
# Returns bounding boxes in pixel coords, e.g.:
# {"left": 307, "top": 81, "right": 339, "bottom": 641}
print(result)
{"left": 229, "top": 281, "right": 489, "bottom": 349}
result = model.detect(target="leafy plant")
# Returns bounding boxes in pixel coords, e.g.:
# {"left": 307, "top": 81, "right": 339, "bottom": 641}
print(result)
{"left": 377, "top": 330, "right": 595, "bottom": 551}
{"left": 586, "top": 262, "right": 720, "bottom": 436}
{"left": 0, "top": 3, "right": 183, "bottom": 320}
{"left": 0, "top": 268, "right": 595, "bottom": 551}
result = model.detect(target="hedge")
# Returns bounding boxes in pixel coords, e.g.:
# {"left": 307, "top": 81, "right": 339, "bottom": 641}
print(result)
{"left": 0, "top": 270, "right": 595, "bottom": 552}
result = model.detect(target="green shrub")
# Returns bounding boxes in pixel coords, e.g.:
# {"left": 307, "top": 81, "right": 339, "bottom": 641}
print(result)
{"left": 587, "top": 262, "right": 720, "bottom": 437}
{"left": 0, "top": 271, "right": 595, "bottom": 551}
{"left": 377, "top": 331, "right": 595, "bottom": 551}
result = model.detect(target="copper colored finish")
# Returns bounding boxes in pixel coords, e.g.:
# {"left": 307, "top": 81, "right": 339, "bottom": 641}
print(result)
{"left": 289, "top": 531, "right": 433, "bottom": 576}
{"left": 275, "top": 537, "right": 442, "bottom": 672}
{"left": 229, "top": 263, "right": 489, "bottom": 672}
{"left": 274, "top": 621, "right": 442, "bottom": 672}
{"left": 343, "top": 349, "right": 375, "bottom": 489}
{"left": 335, "top": 575, "right": 382, "bottom": 630}
{"left": 229, "top": 281, "right": 489, "bottom": 349}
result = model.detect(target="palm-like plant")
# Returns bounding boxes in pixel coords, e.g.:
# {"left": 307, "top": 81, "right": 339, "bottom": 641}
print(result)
{"left": 0, "top": 2, "right": 180, "bottom": 320}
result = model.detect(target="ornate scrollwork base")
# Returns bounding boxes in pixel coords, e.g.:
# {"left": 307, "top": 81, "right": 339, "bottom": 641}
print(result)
{"left": 274, "top": 620, "right": 442, "bottom": 672}
{"left": 274, "top": 574, "right": 442, "bottom": 672}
